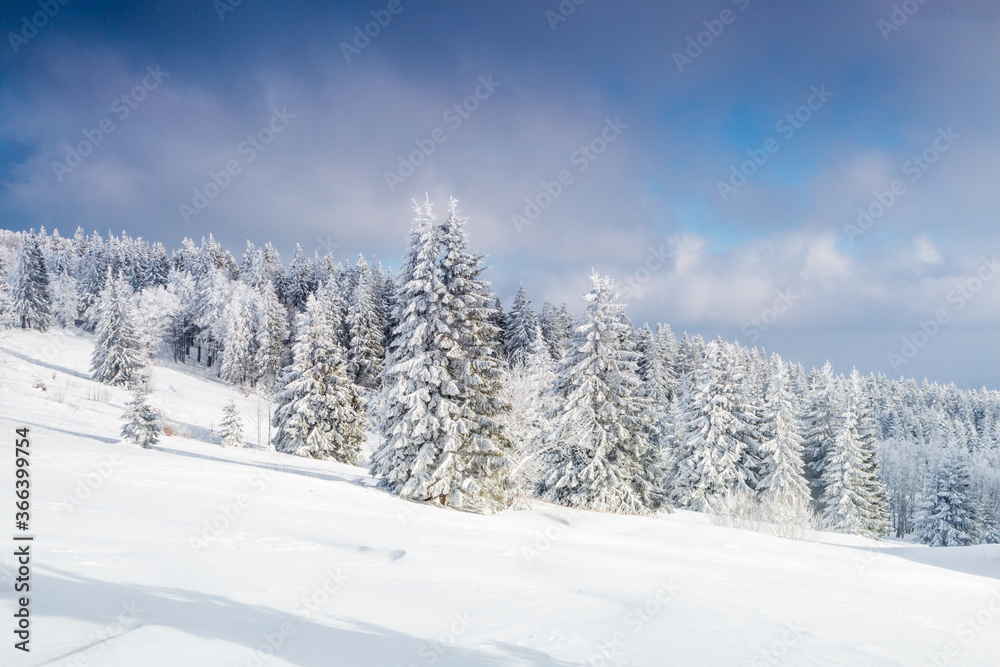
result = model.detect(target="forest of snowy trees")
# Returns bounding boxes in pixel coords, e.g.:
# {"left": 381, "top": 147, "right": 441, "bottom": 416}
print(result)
{"left": 2, "top": 203, "right": 998, "bottom": 547}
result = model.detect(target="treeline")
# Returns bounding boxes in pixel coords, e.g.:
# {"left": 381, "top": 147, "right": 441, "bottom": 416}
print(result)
{"left": 1, "top": 209, "right": 997, "bottom": 546}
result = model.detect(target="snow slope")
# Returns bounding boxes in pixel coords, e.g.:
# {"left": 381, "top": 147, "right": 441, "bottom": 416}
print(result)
{"left": 1, "top": 328, "right": 999, "bottom": 667}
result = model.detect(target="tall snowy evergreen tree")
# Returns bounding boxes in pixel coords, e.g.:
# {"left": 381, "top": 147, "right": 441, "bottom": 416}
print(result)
{"left": 504, "top": 285, "right": 545, "bottom": 367}
{"left": 851, "top": 370, "right": 891, "bottom": 537}
{"left": 91, "top": 276, "right": 145, "bottom": 387}
{"left": 372, "top": 199, "right": 515, "bottom": 511}
{"left": 254, "top": 278, "right": 287, "bottom": 390}
{"left": 538, "top": 273, "right": 667, "bottom": 514}
{"left": 432, "top": 198, "right": 515, "bottom": 511}
{"left": 671, "top": 341, "right": 761, "bottom": 511}
{"left": 0, "top": 265, "right": 15, "bottom": 328}
{"left": 818, "top": 374, "right": 887, "bottom": 537}
{"left": 756, "top": 357, "right": 812, "bottom": 520}
{"left": 346, "top": 255, "right": 386, "bottom": 389}
{"left": 272, "top": 293, "right": 367, "bottom": 463}
{"left": 220, "top": 282, "right": 259, "bottom": 386}
{"left": 49, "top": 273, "right": 80, "bottom": 328}
{"left": 120, "top": 387, "right": 160, "bottom": 449}
{"left": 220, "top": 400, "right": 245, "bottom": 447}
{"left": 10, "top": 232, "right": 52, "bottom": 331}
{"left": 802, "top": 362, "right": 842, "bottom": 508}
{"left": 284, "top": 244, "right": 315, "bottom": 310}
{"left": 914, "top": 449, "right": 978, "bottom": 547}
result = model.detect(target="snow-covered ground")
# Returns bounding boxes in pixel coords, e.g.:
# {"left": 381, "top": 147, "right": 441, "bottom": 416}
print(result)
{"left": 1, "top": 328, "right": 999, "bottom": 667}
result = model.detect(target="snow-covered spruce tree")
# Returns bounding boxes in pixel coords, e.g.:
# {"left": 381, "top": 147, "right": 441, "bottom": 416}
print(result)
{"left": 430, "top": 198, "right": 516, "bottom": 510}
{"left": 346, "top": 255, "right": 386, "bottom": 389}
{"left": 914, "top": 449, "right": 978, "bottom": 547}
{"left": 253, "top": 278, "right": 288, "bottom": 390}
{"left": 271, "top": 292, "right": 367, "bottom": 463}
{"left": 504, "top": 285, "right": 545, "bottom": 367}
{"left": 283, "top": 244, "right": 315, "bottom": 310}
{"left": 0, "top": 265, "right": 15, "bottom": 329}
{"left": 371, "top": 199, "right": 516, "bottom": 510}
{"left": 50, "top": 273, "right": 80, "bottom": 328}
{"left": 538, "top": 298, "right": 562, "bottom": 361}
{"left": 220, "top": 282, "right": 259, "bottom": 386}
{"left": 818, "top": 374, "right": 887, "bottom": 537}
{"left": 756, "top": 356, "right": 812, "bottom": 522}
{"left": 671, "top": 341, "right": 761, "bottom": 511}
{"left": 11, "top": 232, "right": 52, "bottom": 331}
{"left": 851, "top": 370, "right": 891, "bottom": 537}
{"left": 120, "top": 387, "right": 160, "bottom": 449}
{"left": 91, "top": 275, "right": 145, "bottom": 387}
{"left": 371, "top": 200, "right": 452, "bottom": 497}
{"left": 802, "top": 362, "right": 842, "bottom": 508}
{"left": 537, "top": 273, "right": 667, "bottom": 514}
{"left": 220, "top": 400, "right": 245, "bottom": 447}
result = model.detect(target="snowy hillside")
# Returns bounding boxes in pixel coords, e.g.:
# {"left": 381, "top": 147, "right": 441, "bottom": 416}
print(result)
{"left": 1, "top": 328, "right": 999, "bottom": 666}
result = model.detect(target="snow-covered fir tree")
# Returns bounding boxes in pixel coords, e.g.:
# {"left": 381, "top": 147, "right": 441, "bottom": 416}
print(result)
{"left": 0, "top": 264, "right": 15, "bottom": 328}
{"left": 431, "top": 198, "right": 516, "bottom": 511}
{"left": 372, "top": 199, "right": 515, "bottom": 511}
{"left": 91, "top": 275, "right": 145, "bottom": 387}
{"left": 537, "top": 273, "right": 667, "bottom": 514}
{"left": 220, "top": 400, "right": 245, "bottom": 447}
{"left": 671, "top": 341, "right": 761, "bottom": 511}
{"left": 346, "top": 255, "right": 386, "bottom": 389}
{"left": 120, "top": 387, "right": 160, "bottom": 449}
{"left": 220, "top": 282, "right": 259, "bottom": 386}
{"left": 756, "top": 356, "right": 812, "bottom": 521}
{"left": 914, "top": 449, "right": 978, "bottom": 547}
{"left": 283, "top": 244, "right": 315, "bottom": 310}
{"left": 851, "top": 370, "right": 891, "bottom": 537}
{"left": 49, "top": 273, "right": 80, "bottom": 328}
{"left": 254, "top": 278, "right": 287, "bottom": 390}
{"left": 802, "top": 362, "right": 842, "bottom": 508}
{"left": 10, "top": 232, "right": 52, "bottom": 331}
{"left": 504, "top": 285, "right": 545, "bottom": 367}
{"left": 271, "top": 293, "right": 367, "bottom": 463}
{"left": 818, "top": 374, "right": 887, "bottom": 537}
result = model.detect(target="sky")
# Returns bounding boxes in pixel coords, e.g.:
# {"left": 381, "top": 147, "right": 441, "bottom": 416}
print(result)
{"left": 1, "top": 0, "right": 999, "bottom": 388}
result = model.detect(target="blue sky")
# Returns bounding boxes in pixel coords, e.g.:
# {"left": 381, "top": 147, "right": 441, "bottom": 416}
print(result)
{"left": 2, "top": 0, "right": 1000, "bottom": 387}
